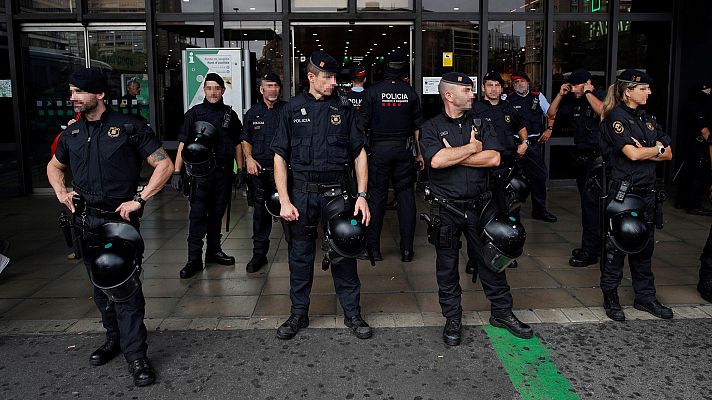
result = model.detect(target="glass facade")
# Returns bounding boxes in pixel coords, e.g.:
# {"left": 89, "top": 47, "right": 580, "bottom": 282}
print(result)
{"left": 422, "top": 0, "right": 478, "bottom": 12}
{"left": 3, "top": 0, "right": 682, "bottom": 193}
{"left": 156, "top": 23, "right": 215, "bottom": 142}
{"left": 487, "top": 21, "right": 544, "bottom": 90}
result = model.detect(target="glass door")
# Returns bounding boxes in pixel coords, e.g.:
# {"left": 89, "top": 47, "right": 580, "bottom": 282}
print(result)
{"left": 290, "top": 22, "right": 414, "bottom": 97}
{"left": 20, "top": 25, "right": 87, "bottom": 189}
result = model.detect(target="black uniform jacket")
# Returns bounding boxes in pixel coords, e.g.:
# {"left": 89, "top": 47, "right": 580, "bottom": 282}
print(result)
{"left": 602, "top": 104, "right": 671, "bottom": 188}
{"left": 420, "top": 111, "right": 504, "bottom": 200}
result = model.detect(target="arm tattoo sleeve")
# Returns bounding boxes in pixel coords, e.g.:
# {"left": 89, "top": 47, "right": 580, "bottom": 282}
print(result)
{"left": 149, "top": 147, "right": 169, "bottom": 163}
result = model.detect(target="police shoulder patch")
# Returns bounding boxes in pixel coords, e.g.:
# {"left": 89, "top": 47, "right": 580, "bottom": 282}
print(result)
{"left": 646, "top": 121, "right": 654, "bottom": 131}
{"left": 330, "top": 114, "right": 341, "bottom": 125}
{"left": 108, "top": 126, "right": 121, "bottom": 138}
{"left": 504, "top": 114, "right": 511, "bottom": 123}
{"left": 612, "top": 120, "right": 625, "bottom": 135}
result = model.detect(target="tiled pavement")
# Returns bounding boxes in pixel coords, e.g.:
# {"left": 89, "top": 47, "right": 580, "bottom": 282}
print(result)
{"left": 1, "top": 187, "right": 711, "bottom": 334}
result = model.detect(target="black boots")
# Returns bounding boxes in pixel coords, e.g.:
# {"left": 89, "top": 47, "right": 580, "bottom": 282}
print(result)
{"left": 442, "top": 318, "right": 462, "bottom": 346}
{"left": 634, "top": 299, "right": 673, "bottom": 319}
{"left": 569, "top": 248, "right": 598, "bottom": 268}
{"left": 401, "top": 249, "right": 414, "bottom": 262}
{"left": 205, "top": 250, "right": 235, "bottom": 265}
{"left": 276, "top": 314, "right": 310, "bottom": 340}
{"left": 179, "top": 259, "right": 204, "bottom": 279}
{"left": 89, "top": 339, "right": 121, "bottom": 366}
{"left": 344, "top": 315, "right": 373, "bottom": 339}
{"left": 490, "top": 313, "right": 534, "bottom": 339}
{"left": 603, "top": 290, "right": 625, "bottom": 321}
{"left": 128, "top": 357, "right": 156, "bottom": 387}
{"left": 246, "top": 254, "right": 268, "bottom": 273}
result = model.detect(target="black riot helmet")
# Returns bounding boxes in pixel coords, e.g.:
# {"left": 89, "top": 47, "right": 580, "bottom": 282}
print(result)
{"left": 605, "top": 193, "right": 649, "bottom": 254}
{"left": 182, "top": 121, "right": 217, "bottom": 177}
{"left": 478, "top": 199, "right": 526, "bottom": 273}
{"left": 481, "top": 214, "right": 527, "bottom": 272}
{"left": 265, "top": 190, "right": 281, "bottom": 218}
{"left": 608, "top": 210, "right": 649, "bottom": 254}
{"left": 504, "top": 174, "right": 530, "bottom": 211}
{"left": 322, "top": 196, "right": 368, "bottom": 259}
{"left": 87, "top": 222, "right": 144, "bottom": 302}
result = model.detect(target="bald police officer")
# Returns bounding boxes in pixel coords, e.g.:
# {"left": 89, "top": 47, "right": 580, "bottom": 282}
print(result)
{"left": 241, "top": 72, "right": 287, "bottom": 273}
{"left": 47, "top": 68, "right": 173, "bottom": 386}
{"left": 271, "top": 51, "right": 373, "bottom": 340}
{"left": 420, "top": 72, "right": 533, "bottom": 346}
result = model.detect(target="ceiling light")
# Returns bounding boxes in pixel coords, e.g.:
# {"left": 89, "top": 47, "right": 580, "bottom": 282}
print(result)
{"left": 199, "top": 29, "right": 204, "bottom": 33}
{"left": 313, "top": 33, "right": 317, "bottom": 36}
{"left": 453, "top": 7, "right": 459, "bottom": 10}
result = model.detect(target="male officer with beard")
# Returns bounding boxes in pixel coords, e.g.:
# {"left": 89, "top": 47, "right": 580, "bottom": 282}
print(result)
{"left": 241, "top": 72, "right": 287, "bottom": 273}
{"left": 505, "top": 71, "right": 557, "bottom": 223}
{"left": 358, "top": 49, "right": 424, "bottom": 262}
{"left": 419, "top": 72, "right": 533, "bottom": 346}
{"left": 173, "top": 73, "right": 243, "bottom": 279}
{"left": 271, "top": 51, "right": 372, "bottom": 340}
{"left": 47, "top": 68, "right": 173, "bottom": 386}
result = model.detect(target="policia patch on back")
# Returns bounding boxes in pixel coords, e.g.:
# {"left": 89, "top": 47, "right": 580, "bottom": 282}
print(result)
{"left": 612, "top": 120, "right": 624, "bottom": 135}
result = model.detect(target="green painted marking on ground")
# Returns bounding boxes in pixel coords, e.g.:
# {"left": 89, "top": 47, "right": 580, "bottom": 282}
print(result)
{"left": 484, "top": 325, "right": 579, "bottom": 400}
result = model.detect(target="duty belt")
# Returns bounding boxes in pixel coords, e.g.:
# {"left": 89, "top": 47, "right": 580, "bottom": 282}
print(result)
{"left": 293, "top": 180, "right": 345, "bottom": 196}
{"left": 611, "top": 180, "right": 655, "bottom": 196}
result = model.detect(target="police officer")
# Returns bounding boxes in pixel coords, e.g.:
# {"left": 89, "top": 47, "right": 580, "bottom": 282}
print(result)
{"left": 173, "top": 73, "right": 243, "bottom": 279}
{"left": 271, "top": 51, "right": 373, "bottom": 340}
{"left": 241, "top": 72, "right": 286, "bottom": 273}
{"left": 505, "top": 71, "right": 557, "bottom": 223}
{"left": 420, "top": 72, "right": 533, "bottom": 346}
{"left": 547, "top": 69, "right": 605, "bottom": 267}
{"left": 466, "top": 71, "right": 528, "bottom": 274}
{"left": 345, "top": 65, "right": 367, "bottom": 112}
{"left": 47, "top": 68, "right": 173, "bottom": 386}
{"left": 599, "top": 69, "right": 673, "bottom": 321}
{"left": 676, "top": 81, "right": 712, "bottom": 215}
{"left": 358, "top": 49, "right": 424, "bottom": 262}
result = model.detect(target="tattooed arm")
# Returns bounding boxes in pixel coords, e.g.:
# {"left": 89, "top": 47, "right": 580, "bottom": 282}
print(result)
{"left": 141, "top": 147, "right": 174, "bottom": 200}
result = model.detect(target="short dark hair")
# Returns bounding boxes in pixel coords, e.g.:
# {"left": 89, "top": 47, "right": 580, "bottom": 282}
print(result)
{"left": 306, "top": 62, "right": 320, "bottom": 76}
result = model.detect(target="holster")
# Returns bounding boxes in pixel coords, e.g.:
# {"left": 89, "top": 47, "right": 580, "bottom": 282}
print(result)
{"left": 421, "top": 205, "right": 460, "bottom": 249}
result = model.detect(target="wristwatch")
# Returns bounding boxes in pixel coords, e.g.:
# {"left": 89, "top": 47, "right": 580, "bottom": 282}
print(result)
{"left": 357, "top": 191, "right": 370, "bottom": 200}
{"left": 133, "top": 193, "right": 147, "bottom": 207}
{"left": 657, "top": 145, "right": 665, "bottom": 155}
{"left": 522, "top": 139, "right": 531, "bottom": 146}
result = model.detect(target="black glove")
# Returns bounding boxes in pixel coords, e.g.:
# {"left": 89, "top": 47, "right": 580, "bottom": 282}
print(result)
{"left": 171, "top": 171, "right": 183, "bottom": 191}
{"left": 235, "top": 168, "right": 246, "bottom": 189}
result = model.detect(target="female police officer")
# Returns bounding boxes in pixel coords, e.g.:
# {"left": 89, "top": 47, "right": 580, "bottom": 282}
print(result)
{"left": 599, "top": 69, "right": 673, "bottom": 321}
